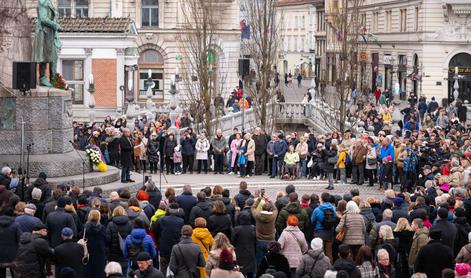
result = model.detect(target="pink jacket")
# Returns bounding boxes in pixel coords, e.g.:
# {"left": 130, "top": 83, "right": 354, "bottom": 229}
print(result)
{"left": 278, "top": 225, "right": 308, "bottom": 268}
{"left": 230, "top": 139, "right": 241, "bottom": 167}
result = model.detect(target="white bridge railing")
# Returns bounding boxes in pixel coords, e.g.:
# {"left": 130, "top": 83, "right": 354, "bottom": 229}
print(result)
{"left": 187, "top": 99, "right": 345, "bottom": 137}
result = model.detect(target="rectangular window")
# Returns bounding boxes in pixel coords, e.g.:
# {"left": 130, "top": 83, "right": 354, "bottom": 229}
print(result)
{"left": 372, "top": 12, "right": 378, "bottom": 32}
{"left": 62, "top": 60, "right": 84, "bottom": 105}
{"left": 400, "top": 9, "right": 407, "bottom": 32}
{"left": 414, "top": 7, "right": 419, "bottom": 31}
{"left": 75, "top": 0, "right": 88, "bottom": 17}
{"left": 139, "top": 69, "right": 164, "bottom": 99}
{"left": 294, "top": 36, "right": 298, "bottom": 52}
{"left": 295, "top": 16, "right": 298, "bottom": 29}
{"left": 58, "top": 0, "right": 71, "bottom": 17}
{"left": 361, "top": 13, "right": 366, "bottom": 27}
{"left": 301, "top": 15, "right": 305, "bottom": 29}
{"left": 385, "top": 10, "right": 392, "bottom": 32}
{"left": 142, "top": 0, "right": 159, "bottom": 27}
{"left": 300, "top": 37, "right": 304, "bottom": 52}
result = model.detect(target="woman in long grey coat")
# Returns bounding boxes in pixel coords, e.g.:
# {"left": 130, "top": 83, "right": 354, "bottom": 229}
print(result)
{"left": 365, "top": 143, "right": 377, "bottom": 187}
{"left": 335, "top": 200, "right": 366, "bottom": 259}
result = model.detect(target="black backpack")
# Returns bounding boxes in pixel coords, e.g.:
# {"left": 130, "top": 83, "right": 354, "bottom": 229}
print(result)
{"left": 322, "top": 208, "right": 336, "bottom": 230}
{"left": 127, "top": 241, "right": 145, "bottom": 266}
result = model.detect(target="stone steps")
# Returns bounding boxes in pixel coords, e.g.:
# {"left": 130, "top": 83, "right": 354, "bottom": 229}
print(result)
{"left": 46, "top": 166, "right": 121, "bottom": 188}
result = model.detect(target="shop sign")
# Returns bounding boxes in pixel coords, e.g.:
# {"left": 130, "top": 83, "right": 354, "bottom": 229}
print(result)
{"left": 383, "top": 55, "right": 393, "bottom": 65}
{"left": 360, "top": 51, "right": 368, "bottom": 62}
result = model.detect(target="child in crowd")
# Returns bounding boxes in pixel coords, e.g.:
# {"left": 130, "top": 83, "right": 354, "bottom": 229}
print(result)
{"left": 173, "top": 145, "right": 183, "bottom": 175}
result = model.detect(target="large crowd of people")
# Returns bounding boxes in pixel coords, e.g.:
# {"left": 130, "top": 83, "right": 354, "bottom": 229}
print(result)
{"left": 0, "top": 88, "right": 470, "bottom": 278}
{"left": 1, "top": 172, "right": 471, "bottom": 278}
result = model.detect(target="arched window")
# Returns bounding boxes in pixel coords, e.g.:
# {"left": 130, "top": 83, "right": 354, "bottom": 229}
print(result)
{"left": 142, "top": 0, "right": 159, "bottom": 27}
{"left": 448, "top": 52, "right": 471, "bottom": 102}
{"left": 138, "top": 49, "right": 164, "bottom": 101}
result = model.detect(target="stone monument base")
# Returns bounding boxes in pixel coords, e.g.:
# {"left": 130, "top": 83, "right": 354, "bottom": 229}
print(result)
{"left": 0, "top": 86, "right": 120, "bottom": 186}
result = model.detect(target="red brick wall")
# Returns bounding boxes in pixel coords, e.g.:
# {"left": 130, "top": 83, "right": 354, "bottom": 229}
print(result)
{"left": 92, "top": 59, "right": 117, "bottom": 107}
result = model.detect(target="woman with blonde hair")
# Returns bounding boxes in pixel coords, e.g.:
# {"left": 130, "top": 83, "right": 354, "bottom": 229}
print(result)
{"left": 192, "top": 217, "right": 214, "bottom": 278}
{"left": 83, "top": 209, "right": 107, "bottom": 278}
{"left": 206, "top": 233, "right": 236, "bottom": 277}
{"left": 393, "top": 218, "right": 414, "bottom": 278}
{"left": 377, "top": 225, "right": 398, "bottom": 271}
{"left": 106, "top": 206, "right": 133, "bottom": 275}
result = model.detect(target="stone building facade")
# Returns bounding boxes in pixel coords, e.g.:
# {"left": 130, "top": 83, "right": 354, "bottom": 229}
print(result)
{"left": 323, "top": 0, "right": 471, "bottom": 102}
{"left": 277, "top": 0, "right": 317, "bottom": 77}
{"left": 26, "top": 0, "right": 241, "bottom": 120}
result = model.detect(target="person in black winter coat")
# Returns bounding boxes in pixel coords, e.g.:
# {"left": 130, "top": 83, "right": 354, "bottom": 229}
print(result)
{"left": 180, "top": 131, "right": 196, "bottom": 174}
{"left": 257, "top": 241, "right": 290, "bottom": 278}
{"left": 222, "top": 189, "right": 236, "bottom": 224}
{"left": 0, "top": 215, "right": 21, "bottom": 277}
{"left": 119, "top": 128, "right": 134, "bottom": 182}
{"left": 176, "top": 185, "right": 198, "bottom": 225}
{"left": 106, "top": 207, "right": 133, "bottom": 274}
{"left": 234, "top": 182, "right": 252, "bottom": 210}
{"left": 134, "top": 252, "right": 164, "bottom": 278}
{"left": 189, "top": 192, "right": 213, "bottom": 225}
{"left": 232, "top": 212, "right": 256, "bottom": 277}
{"left": 454, "top": 208, "right": 471, "bottom": 257}
{"left": 82, "top": 210, "right": 107, "bottom": 278}
{"left": 54, "top": 227, "right": 84, "bottom": 278}
{"left": 333, "top": 244, "right": 361, "bottom": 278}
{"left": 163, "top": 134, "right": 178, "bottom": 174}
{"left": 15, "top": 223, "right": 54, "bottom": 278}
{"left": 151, "top": 203, "right": 184, "bottom": 272}
{"left": 46, "top": 197, "right": 78, "bottom": 247}
{"left": 430, "top": 207, "right": 457, "bottom": 253}
{"left": 144, "top": 181, "right": 162, "bottom": 211}
{"left": 26, "top": 175, "right": 51, "bottom": 203}
{"left": 414, "top": 230, "right": 454, "bottom": 278}
{"left": 147, "top": 133, "right": 160, "bottom": 174}
{"left": 208, "top": 200, "right": 232, "bottom": 238}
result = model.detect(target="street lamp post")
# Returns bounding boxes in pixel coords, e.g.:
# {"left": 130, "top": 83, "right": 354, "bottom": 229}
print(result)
{"left": 88, "top": 74, "right": 96, "bottom": 124}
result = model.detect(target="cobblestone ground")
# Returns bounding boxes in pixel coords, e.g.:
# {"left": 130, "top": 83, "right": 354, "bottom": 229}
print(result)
{"left": 121, "top": 171, "right": 387, "bottom": 200}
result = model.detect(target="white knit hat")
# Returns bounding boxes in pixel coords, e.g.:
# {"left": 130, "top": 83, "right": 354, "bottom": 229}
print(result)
{"left": 31, "top": 187, "right": 42, "bottom": 200}
{"left": 311, "top": 237, "right": 323, "bottom": 250}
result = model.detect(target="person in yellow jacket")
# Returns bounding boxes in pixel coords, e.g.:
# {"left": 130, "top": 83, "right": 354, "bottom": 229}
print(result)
{"left": 150, "top": 202, "right": 167, "bottom": 225}
{"left": 382, "top": 107, "right": 392, "bottom": 124}
{"left": 337, "top": 144, "right": 348, "bottom": 185}
{"left": 284, "top": 145, "right": 300, "bottom": 179}
{"left": 192, "top": 217, "right": 214, "bottom": 278}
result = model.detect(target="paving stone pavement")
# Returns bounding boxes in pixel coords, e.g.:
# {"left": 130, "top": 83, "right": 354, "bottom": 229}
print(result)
{"left": 96, "top": 170, "right": 388, "bottom": 200}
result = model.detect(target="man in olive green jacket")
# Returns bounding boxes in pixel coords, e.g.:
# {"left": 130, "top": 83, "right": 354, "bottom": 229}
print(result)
{"left": 408, "top": 218, "right": 429, "bottom": 271}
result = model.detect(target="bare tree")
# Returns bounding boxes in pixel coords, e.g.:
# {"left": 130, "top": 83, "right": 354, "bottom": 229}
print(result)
{"left": 241, "top": 0, "right": 282, "bottom": 132}
{"left": 324, "top": 0, "right": 364, "bottom": 133}
{"left": 0, "top": 0, "right": 32, "bottom": 87}
{"left": 177, "top": 0, "right": 221, "bottom": 136}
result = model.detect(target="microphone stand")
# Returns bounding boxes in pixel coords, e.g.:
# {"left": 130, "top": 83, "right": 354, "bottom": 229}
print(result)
{"left": 70, "top": 141, "right": 87, "bottom": 191}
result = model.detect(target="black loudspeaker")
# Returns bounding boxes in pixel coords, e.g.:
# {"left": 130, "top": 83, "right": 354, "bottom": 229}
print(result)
{"left": 238, "top": 58, "right": 250, "bottom": 78}
{"left": 12, "top": 62, "right": 37, "bottom": 91}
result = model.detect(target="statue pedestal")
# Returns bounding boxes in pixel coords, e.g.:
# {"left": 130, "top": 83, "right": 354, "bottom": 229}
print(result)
{"left": 0, "top": 86, "right": 74, "bottom": 155}
{"left": 0, "top": 86, "right": 118, "bottom": 185}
